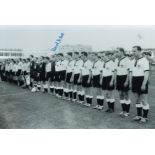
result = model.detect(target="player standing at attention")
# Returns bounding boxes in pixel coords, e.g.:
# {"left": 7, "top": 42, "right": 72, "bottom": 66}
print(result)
{"left": 31, "top": 57, "right": 39, "bottom": 92}
{"left": 115, "top": 48, "right": 131, "bottom": 117}
{"left": 41, "top": 57, "right": 47, "bottom": 93}
{"left": 64, "top": 52, "right": 75, "bottom": 100}
{"left": 91, "top": 52, "right": 104, "bottom": 110}
{"left": 58, "top": 53, "right": 68, "bottom": 98}
{"left": 71, "top": 52, "right": 84, "bottom": 103}
{"left": 101, "top": 51, "right": 116, "bottom": 113}
{"left": 54, "top": 54, "right": 62, "bottom": 97}
{"left": 45, "top": 57, "right": 52, "bottom": 93}
{"left": 80, "top": 52, "right": 93, "bottom": 107}
{"left": 130, "top": 46, "right": 150, "bottom": 123}
{"left": 49, "top": 55, "right": 56, "bottom": 95}
{"left": 29, "top": 55, "right": 35, "bottom": 89}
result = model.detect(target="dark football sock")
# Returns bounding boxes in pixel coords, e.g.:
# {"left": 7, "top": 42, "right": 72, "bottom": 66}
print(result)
{"left": 50, "top": 87, "right": 54, "bottom": 93}
{"left": 69, "top": 91, "right": 73, "bottom": 99}
{"left": 59, "top": 89, "right": 63, "bottom": 96}
{"left": 120, "top": 100, "right": 125, "bottom": 111}
{"left": 89, "top": 97, "right": 92, "bottom": 105}
{"left": 111, "top": 102, "right": 115, "bottom": 111}
{"left": 86, "top": 97, "right": 89, "bottom": 103}
{"left": 57, "top": 88, "right": 60, "bottom": 95}
{"left": 143, "top": 104, "right": 149, "bottom": 118}
{"left": 126, "top": 104, "right": 130, "bottom": 113}
{"left": 143, "top": 109, "right": 149, "bottom": 118}
{"left": 81, "top": 95, "right": 84, "bottom": 102}
{"left": 136, "top": 103, "right": 142, "bottom": 117}
{"left": 125, "top": 100, "right": 131, "bottom": 113}
{"left": 73, "top": 91, "right": 77, "bottom": 99}
{"left": 78, "top": 93, "right": 81, "bottom": 101}
{"left": 100, "top": 99, "right": 104, "bottom": 106}
{"left": 55, "top": 88, "right": 57, "bottom": 94}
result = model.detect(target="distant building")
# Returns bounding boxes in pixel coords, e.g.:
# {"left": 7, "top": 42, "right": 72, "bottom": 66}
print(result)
{"left": 23, "top": 50, "right": 51, "bottom": 58}
{"left": 0, "top": 49, "right": 23, "bottom": 59}
{"left": 0, "top": 48, "right": 54, "bottom": 59}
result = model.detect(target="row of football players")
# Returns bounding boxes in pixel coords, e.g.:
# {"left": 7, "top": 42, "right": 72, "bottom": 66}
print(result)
{"left": 0, "top": 46, "right": 150, "bottom": 123}
{"left": 30, "top": 46, "right": 150, "bottom": 123}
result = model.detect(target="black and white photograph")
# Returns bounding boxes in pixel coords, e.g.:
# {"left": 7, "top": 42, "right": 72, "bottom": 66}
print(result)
{"left": 1, "top": 0, "right": 155, "bottom": 155}
{"left": 0, "top": 25, "right": 154, "bottom": 129}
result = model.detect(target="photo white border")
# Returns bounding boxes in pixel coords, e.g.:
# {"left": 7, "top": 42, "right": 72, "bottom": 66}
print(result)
{"left": 0, "top": 0, "right": 155, "bottom": 155}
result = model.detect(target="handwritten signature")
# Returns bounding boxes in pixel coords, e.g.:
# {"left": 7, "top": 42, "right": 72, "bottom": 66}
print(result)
{"left": 51, "top": 33, "right": 64, "bottom": 52}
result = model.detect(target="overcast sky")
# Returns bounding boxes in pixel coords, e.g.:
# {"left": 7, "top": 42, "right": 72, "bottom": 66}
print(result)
{"left": 0, "top": 25, "right": 155, "bottom": 51}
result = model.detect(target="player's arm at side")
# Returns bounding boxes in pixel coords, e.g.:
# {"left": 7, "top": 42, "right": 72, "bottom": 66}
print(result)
{"left": 142, "top": 59, "right": 150, "bottom": 90}
{"left": 78, "top": 61, "right": 83, "bottom": 83}
{"left": 113, "top": 69, "right": 117, "bottom": 87}
{"left": 78, "top": 69, "right": 82, "bottom": 83}
{"left": 88, "top": 68, "right": 92, "bottom": 83}
{"left": 70, "top": 62, "right": 75, "bottom": 82}
{"left": 88, "top": 62, "right": 93, "bottom": 83}
{"left": 110, "top": 71, "right": 115, "bottom": 86}
{"left": 129, "top": 60, "right": 134, "bottom": 89}
{"left": 64, "top": 62, "right": 68, "bottom": 82}
{"left": 70, "top": 70, "right": 74, "bottom": 82}
{"left": 124, "top": 61, "right": 130, "bottom": 87}
{"left": 110, "top": 62, "right": 115, "bottom": 86}
{"left": 124, "top": 69, "right": 130, "bottom": 87}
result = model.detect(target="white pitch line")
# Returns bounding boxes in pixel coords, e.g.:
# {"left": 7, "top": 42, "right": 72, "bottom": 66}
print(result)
{"left": 0, "top": 91, "right": 29, "bottom": 97}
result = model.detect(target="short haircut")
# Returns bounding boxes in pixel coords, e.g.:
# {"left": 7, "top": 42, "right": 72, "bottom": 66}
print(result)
{"left": 105, "top": 51, "right": 113, "bottom": 56}
{"left": 67, "top": 52, "right": 72, "bottom": 57}
{"left": 58, "top": 53, "right": 64, "bottom": 57}
{"left": 81, "top": 51, "right": 88, "bottom": 57}
{"left": 74, "top": 52, "right": 79, "bottom": 55}
{"left": 117, "top": 47, "right": 125, "bottom": 54}
{"left": 133, "top": 46, "right": 142, "bottom": 51}
{"left": 30, "top": 55, "right": 34, "bottom": 58}
{"left": 143, "top": 52, "right": 151, "bottom": 56}
{"left": 46, "top": 56, "right": 50, "bottom": 60}
{"left": 23, "top": 59, "right": 26, "bottom": 62}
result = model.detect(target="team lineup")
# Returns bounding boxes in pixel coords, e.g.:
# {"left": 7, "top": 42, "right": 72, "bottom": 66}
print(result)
{"left": 0, "top": 46, "right": 151, "bottom": 124}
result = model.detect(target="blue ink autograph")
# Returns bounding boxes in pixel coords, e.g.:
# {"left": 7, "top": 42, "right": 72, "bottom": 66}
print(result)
{"left": 51, "top": 33, "right": 64, "bottom": 52}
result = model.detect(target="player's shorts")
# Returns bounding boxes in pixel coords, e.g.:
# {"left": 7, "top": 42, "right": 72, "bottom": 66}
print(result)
{"left": 92, "top": 75, "right": 101, "bottom": 88}
{"left": 102, "top": 76, "right": 114, "bottom": 90}
{"left": 55, "top": 71, "right": 61, "bottom": 82}
{"left": 30, "top": 70, "right": 34, "bottom": 79}
{"left": 73, "top": 73, "right": 81, "bottom": 85}
{"left": 50, "top": 72, "right": 55, "bottom": 82}
{"left": 46, "top": 72, "right": 51, "bottom": 81}
{"left": 35, "top": 73, "right": 40, "bottom": 82}
{"left": 116, "top": 75, "right": 129, "bottom": 91}
{"left": 16, "top": 69, "right": 21, "bottom": 76}
{"left": 39, "top": 72, "right": 46, "bottom": 82}
{"left": 12, "top": 71, "right": 15, "bottom": 76}
{"left": 82, "top": 75, "right": 92, "bottom": 88}
{"left": 132, "top": 76, "right": 148, "bottom": 94}
{"left": 5, "top": 71, "right": 9, "bottom": 76}
{"left": 59, "top": 70, "right": 66, "bottom": 81}
{"left": 66, "top": 72, "right": 72, "bottom": 83}
{"left": 10, "top": 70, "right": 13, "bottom": 75}
{"left": 8, "top": 71, "right": 11, "bottom": 76}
